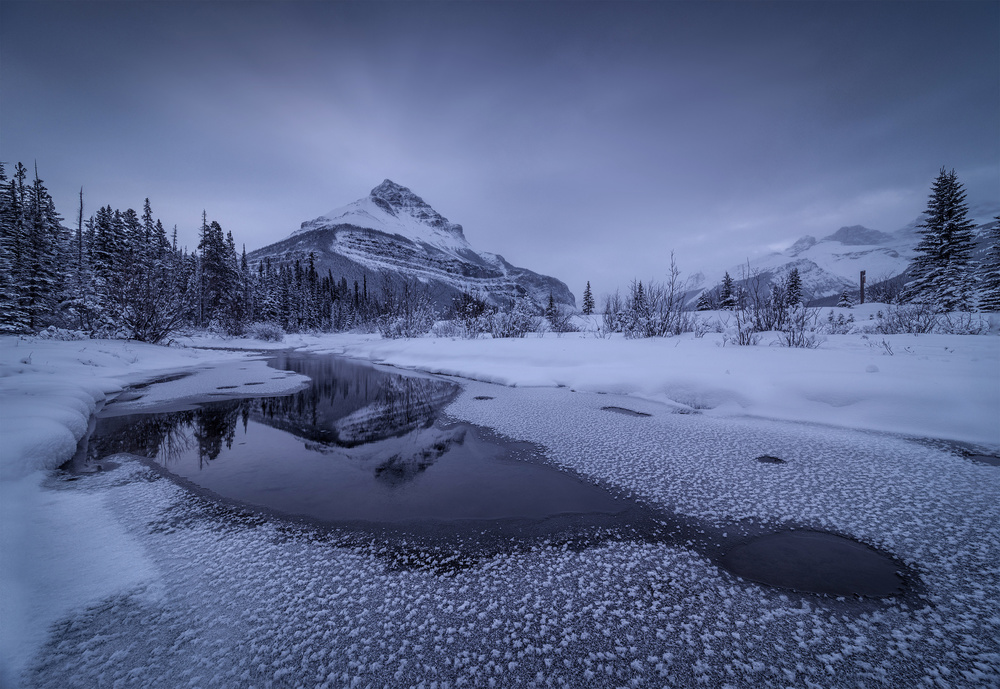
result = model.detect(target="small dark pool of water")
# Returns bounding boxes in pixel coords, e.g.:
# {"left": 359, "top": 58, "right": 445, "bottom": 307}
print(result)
{"left": 721, "top": 531, "right": 905, "bottom": 597}
{"left": 602, "top": 406, "right": 652, "bottom": 417}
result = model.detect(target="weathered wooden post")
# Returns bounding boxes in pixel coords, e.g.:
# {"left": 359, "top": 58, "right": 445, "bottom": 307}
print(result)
{"left": 860, "top": 270, "right": 866, "bottom": 305}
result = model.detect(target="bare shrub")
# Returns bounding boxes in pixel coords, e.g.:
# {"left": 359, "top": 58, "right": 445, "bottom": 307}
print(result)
{"left": 247, "top": 321, "right": 285, "bottom": 342}
{"left": 778, "top": 306, "right": 824, "bottom": 348}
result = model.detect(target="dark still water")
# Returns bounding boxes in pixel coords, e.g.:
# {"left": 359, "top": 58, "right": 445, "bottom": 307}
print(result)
{"left": 82, "top": 352, "right": 909, "bottom": 595}
{"left": 87, "top": 353, "right": 631, "bottom": 526}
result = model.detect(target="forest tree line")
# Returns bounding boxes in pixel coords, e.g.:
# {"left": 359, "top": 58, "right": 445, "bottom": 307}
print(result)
{"left": 0, "top": 161, "right": 456, "bottom": 342}
{"left": 1, "top": 163, "right": 997, "bottom": 344}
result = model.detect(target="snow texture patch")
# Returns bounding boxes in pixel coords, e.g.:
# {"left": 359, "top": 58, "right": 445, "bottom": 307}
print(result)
{"left": 0, "top": 473, "right": 159, "bottom": 686}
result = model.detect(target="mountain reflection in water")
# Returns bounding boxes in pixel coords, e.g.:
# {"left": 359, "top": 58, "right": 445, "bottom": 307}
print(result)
{"left": 86, "top": 353, "right": 631, "bottom": 525}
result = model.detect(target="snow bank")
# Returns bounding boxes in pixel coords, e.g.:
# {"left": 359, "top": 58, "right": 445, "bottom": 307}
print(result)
{"left": 292, "top": 329, "right": 999, "bottom": 448}
{"left": 0, "top": 336, "right": 309, "bottom": 684}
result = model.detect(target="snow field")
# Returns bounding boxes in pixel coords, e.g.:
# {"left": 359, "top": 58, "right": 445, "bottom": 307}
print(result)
{"left": 17, "top": 379, "right": 1000, "bottom": 688}
{"left": 3, "top": 331, "right": 998, "bottom": 687}
{"left": 0, "top": 336, "right": 309, "bottom": 685}
{"left": 321, "top": 326, "right": 999, "bottom": 447}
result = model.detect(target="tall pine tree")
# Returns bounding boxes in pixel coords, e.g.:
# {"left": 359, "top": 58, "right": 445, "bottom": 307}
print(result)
{"left": 784, "top": 267, "right": 803, "bottom": 307}
{"left": 582, "top": 281, "right": 595, "bottom": 315}
{"left": 903, "top": 168, "right": 977, "bottom": 310}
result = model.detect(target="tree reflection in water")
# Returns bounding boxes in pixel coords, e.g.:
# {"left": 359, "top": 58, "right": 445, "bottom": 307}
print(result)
{"left": 86, "top": 353, "right": 637, "bottom": 528}
{"left": 89, "top": 353, "right": 458, "bottom": 472}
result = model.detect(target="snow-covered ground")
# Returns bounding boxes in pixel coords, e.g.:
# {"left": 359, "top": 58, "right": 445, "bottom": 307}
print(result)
{"left": 1, "top": 319, "right": 998, "bottom": 687}
{"left": 0, "top": 338, "right": 310, "bottom": 686}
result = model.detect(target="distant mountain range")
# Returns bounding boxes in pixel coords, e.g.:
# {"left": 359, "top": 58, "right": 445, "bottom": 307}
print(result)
{"left": 690, "top": 207, "right": 999, "bottom": 306}
{"left": 248, "top": 180, "right": 574, "bottom": 310}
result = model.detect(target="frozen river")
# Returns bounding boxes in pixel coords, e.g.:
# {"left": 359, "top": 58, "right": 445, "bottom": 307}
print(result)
{"left": 24, "top": 352, "right": 1000, "bottom": 688}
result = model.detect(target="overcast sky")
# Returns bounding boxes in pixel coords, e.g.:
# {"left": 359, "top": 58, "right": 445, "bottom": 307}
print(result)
{"left": 2, "top": 1, "right": 997, "bottom": 299}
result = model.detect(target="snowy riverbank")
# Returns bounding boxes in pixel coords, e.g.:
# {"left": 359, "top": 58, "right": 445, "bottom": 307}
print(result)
{"left": 0, "top": 338, "right": 309, "bottom": 685}
{"left": 180, "top": 314, "right": 999, "bottom": 448}
{"left": 1, "top": 326, "right": 998, "bottom": 687}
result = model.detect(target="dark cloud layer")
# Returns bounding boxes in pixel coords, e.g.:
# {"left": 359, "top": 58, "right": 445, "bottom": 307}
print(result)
{"left": 2, "top": 1, "right": 997, "bottom": 297}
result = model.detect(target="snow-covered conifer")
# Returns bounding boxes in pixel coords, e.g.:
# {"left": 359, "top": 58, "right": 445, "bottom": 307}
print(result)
{"left": 784, "top": 268, "right": 803, "bottom": 307}
{"left": 582, "top": 281, "right": 595, "bottom": 315}
{"left": 903, "top": 168, "right": 977, "bottom": 310}
{"left": 719, "top": 272, "right": 736, "bottom": 310}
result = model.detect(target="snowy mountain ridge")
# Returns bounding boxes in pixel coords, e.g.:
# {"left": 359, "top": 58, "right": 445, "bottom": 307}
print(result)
{"left": 295, "top": 179, "right": 471, "bottom": 257}
{"left": 694, "top": 210, "right": 998, "bottom": 304}
{"left": 252, "top": 180, "right": 575, "bottom": 310}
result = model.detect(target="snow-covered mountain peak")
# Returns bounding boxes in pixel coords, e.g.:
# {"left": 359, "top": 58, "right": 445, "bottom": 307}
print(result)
{"left": 368, "top": 179, "right": 431, "bottom": 215}
{"left": 302, "top": 180, "right": 468, "bottom": 252}
{"left": 821, "top": 225, "right": 894, "bottom": 246}
{"left": 256, "top": 181, "right": 575, "bottom": 310}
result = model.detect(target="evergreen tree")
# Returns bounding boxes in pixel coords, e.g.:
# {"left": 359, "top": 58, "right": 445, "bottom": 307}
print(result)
{"left": 0, "top": 163, "right": 31, "bottom": 330}
{"left": 719, "top": 272, "right": 736, "bottom": 310}
{"left": 979, "top": 216, "right": 1000, "bottom": 311}
{"left": 903, "top": 168, "right": 977, "bottom": 310}
{"left": 545, "top": 292, "right": 557, "bottom": 323}
{"left": 22, "top": 166, "right": 68, "bottom": 330}
{"left": 837, "top": 289, "right": 854, "bottom": 308}
{"left": 197, "top": 217, "right": 231, "bottom": 327}
{"left": 696, "top": 291, "right": 714, "bottom": 311}
{"left": 0, "top": 163, "right": 21, "bottom": 331}
{"left": 784, "top": 267, "right": 803, "bottom": 307}
{"left": 582, "top": 281, "right": 595, "bottom": 315}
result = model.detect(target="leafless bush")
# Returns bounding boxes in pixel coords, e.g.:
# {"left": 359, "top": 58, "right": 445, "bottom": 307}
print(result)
{"left": 618, "top": 254, "right": 695, "bottom": 338}
{"left": 873, "top": 303, "right": 939, "bottom": 334}
{"left": 603, "top": 290, "right": 625, "bottom": 334}
{"left": 376, "top": 281, "right": 437, "bottom": 339}
{"left": 778, "top": 306, "right": 824, "bottom": 348}
{"left": 936, "top": 312, "right": 990, "bottom": 335}
{"left": 247, "top": 321, "right": 285, "bottom": 342}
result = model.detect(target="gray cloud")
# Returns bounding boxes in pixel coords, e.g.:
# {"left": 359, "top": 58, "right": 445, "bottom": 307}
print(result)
{"left": 2, "top": 1, "right": 996, "bottom": 299}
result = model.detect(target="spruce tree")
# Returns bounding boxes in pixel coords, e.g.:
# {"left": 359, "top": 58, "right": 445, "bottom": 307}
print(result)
{"left": 0, "top": 163, "right": 31, "bottom": 331}
{"left": 22, "top": 167, "right": 67, "bottom": 330}
{"left": 837, "top": 289, "right": 854, "bottom": 308}
{"left": 0, "top": 163, "right": 21, "bottom": 331}
{"left": 903, "top": 168, "right": 977, "bottom": 310}
{"left": 582, "top": 281, "right": 595, "bottom": 315}
{"left": 696, "top": 291, "right": 713, "bottom": 311}
{"left": 784, "top": 267, "right": 803, "bottom": 307}
{"left": 719, "top": 272, "right": 736, "bottom": 310}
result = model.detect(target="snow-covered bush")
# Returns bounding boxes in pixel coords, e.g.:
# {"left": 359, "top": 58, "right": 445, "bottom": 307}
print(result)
{"left": 602, "top": 291, "right": 625, "bottom": 334}
{"left": 430, "top": 319, "right": 463, "bottom": 338}
{"left": 247, "top": 321, "right": 285, "bottom": 342}
{"left": 490, "top": 297, "right": 540, "bottom": 338}
{"left": 822, "top": 311, "right": 855, "bottom": 335}
{"left": 451, "top": 290, "right": 493, "bottom": 339}
{"left": 377, "top": 305, "right": 436, "bottom": 339}
{"left": 34, "top": 326, "right": 89, "bottom": 341}
{"left": 544, "top": 303, "right": 577, "bottom": 334}
{"left": 376, "top": 282, "right": 438, "bottom": 339}
{"left": 719, "top": 313, "right": 760, "bottom": 346}
{"left": 778, "top": 306, "right": 824, "bottom": 348}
